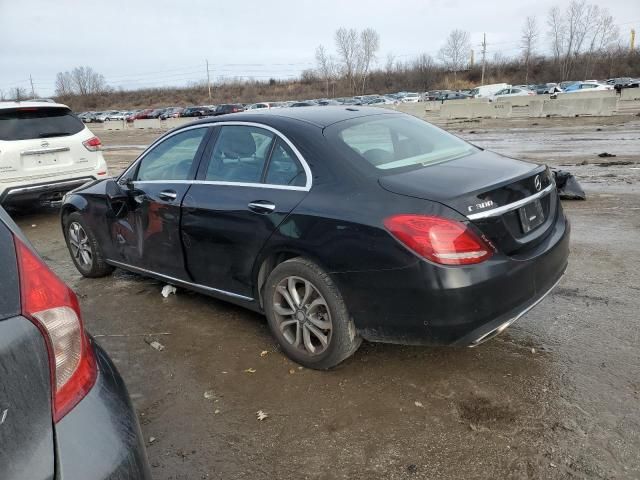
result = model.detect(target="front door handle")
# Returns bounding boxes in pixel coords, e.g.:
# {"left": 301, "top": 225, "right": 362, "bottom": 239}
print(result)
{"left": 158, "top": 190, "right": 177, "bottom": 201}
{"left": 248, "top": 201, "right": 276, "bottom": 214}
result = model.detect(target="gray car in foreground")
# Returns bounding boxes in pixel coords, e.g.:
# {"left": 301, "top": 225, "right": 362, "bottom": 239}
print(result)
{"left": 0, "top": 207, "right": 150, "bottom": 479}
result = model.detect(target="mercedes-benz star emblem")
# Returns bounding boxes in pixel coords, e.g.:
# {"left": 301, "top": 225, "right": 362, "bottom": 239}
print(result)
{"left": 534, "top": 174, "right": 542, "bottom": 192}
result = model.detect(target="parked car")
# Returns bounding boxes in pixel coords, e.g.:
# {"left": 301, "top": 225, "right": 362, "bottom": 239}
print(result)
{"left": 212, "top": 104, "right": 245, "bottom": 115}
{"left": 435, "top": 92, "right": 471, "bottom": 101}
{"left": 107, "top": 111, "right": 129, "bottom": 121}
{"left": 0, "top": 207, "right": 151, "bottom": 479}
{"left": 0, "top": 102, "right": 109, "bottom": 207}
{"left": 289, "top": 101, "right": 316, "bottom": 107}
{"left": 148, "top": 108, "right": 167, "bottom": 119}
{"left": 246, "top": 102, "right": 278, "bottom": 110}
{"left": 402, "top": 92, "right": 421, "bottom": 103}
{"left": 562, "top": 82, "right": 613, "bottom": 93}
{"left": 182, "top": 106, "right": 213, "bottom": 117}
{"left": 59, "top": 106, "right": 569, "bottom": 369}
{"left": 469, "top": 83, "right": 510, "bottom": 98}
{"left": 490, "top": 87, "right": 536, "bottom": 100}
{"left": 134, "top": 109, "right": 155, "bottom": 120}
{"left": 160, "top": 107, "right": 184, "bottom": 119}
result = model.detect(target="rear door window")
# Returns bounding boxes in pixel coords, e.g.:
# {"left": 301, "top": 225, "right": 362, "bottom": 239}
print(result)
{"left": 0, "top": 107, "right": 84, "bottom": 141}
{"left": 205, "top": 126, "right": 274, "bottom": 183}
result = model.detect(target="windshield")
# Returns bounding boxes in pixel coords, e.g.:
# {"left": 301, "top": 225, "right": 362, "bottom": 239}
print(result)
{"left": 0, "top": 107, "right": 84, "bottom": 141}
{"left": 326, "top": 114, "right": 477, "bottom": 172}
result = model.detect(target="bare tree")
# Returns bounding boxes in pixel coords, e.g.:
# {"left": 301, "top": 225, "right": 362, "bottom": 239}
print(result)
{"left": 583, "top": 8, "right": 619, "bottom": 78}
{"left": 71, "top": 66, "right": 107, "bottom": 95}
{"left": 547, "top": 1, "right": 604, "bottom": 80}
{"left": 438, "top": 29, "right": 471, "bottom": 82}
{"left": 521, "top": 16, "right": 539, "bottom": 84}
{"left": 315, "top": 45, "right": 337, "bottom": 97}
{"left": 335, "top": 27, "right": 359, "bottom": 94}
{"left": 385, "top": 52, "right": 396, "bottom": 73}
{"left": 9, "top": 87, "right": 28, "bottom": 101}
{"left": 55, "top": 71, "right": 74, "bottom": 96}
{"left": 356, "top": 28, "right": 380, "bottom": 94}
{"left": 411, "top": 53, "right": 436, "bottom": 90}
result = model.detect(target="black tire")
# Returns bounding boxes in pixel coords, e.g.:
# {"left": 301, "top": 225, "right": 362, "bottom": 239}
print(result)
{"left": 63, "top": 211, "right": 114, "bottom": 278}
{"left": 264, "top": 257, "right": 361, "bottom": 369}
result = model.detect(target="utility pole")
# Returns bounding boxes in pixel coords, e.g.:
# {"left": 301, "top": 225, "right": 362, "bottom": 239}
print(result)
{"left": 631, "top": 29, "right": 636, "bottom": 52}
{"left": 206, "top": 59, "right": 212, "bottom": 102}
{"left": 480, "top": 33, "right": 487, "bottom": 86}
{"left": 29, "top": 75, "right": 36, "bottom": 99}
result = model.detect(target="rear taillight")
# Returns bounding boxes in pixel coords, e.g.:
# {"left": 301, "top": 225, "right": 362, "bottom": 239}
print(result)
{"left": 82, "top": 136, "right": 102, "bottom": 151}
{"left": 384, "top": 214, "right": 493, "bottom": 265}
{"left": 15, "top": 238, "right": 96, "bottom": 422}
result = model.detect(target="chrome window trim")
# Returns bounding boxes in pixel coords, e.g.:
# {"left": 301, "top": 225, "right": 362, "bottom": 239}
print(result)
{"left": 105, "top": 259, "right": 254, "bottom": 302}
{"left": 119, "top": 121, "right": 312, "bottom": 192}
{"left": 466, "top": 183, "right": 554, "bottom": 220}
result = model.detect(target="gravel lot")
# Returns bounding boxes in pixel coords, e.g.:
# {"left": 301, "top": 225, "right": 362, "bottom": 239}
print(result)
{"left": 9, "top": 112, "right": 640, "bottom": 479}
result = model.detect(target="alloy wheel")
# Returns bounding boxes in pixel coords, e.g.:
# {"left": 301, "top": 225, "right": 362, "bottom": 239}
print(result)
{"left": 272, "top": 276, "right": 332, "bottom": 356}
{"left": 68, "top": 222, "right": 93, "bottom": 267}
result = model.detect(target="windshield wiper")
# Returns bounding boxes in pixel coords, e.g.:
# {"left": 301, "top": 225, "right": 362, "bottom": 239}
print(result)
{"left": 39, "top": 132, "right": 70, "bottom": 138}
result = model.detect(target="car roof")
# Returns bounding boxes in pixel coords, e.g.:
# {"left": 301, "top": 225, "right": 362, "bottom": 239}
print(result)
{"left": 0, "top": 101, "right": 71, "bottom": 110}
{"left": 188, "top": 106, "right": 398, "bottom": 128}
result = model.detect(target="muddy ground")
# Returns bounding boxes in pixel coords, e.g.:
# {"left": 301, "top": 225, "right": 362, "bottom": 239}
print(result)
{"left": 10, "top": 112, "right": 640, "bottom": 479}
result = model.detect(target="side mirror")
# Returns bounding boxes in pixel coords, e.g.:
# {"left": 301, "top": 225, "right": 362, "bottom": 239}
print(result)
{"left": 106, "top": 179, "right": 129, "bottom": 202}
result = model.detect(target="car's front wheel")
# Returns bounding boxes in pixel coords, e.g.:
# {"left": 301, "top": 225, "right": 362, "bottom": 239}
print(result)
{"left": 264, "top": 257, "right": 361, "bottom": 369}
{"left": 63, "top": 212, "right": 114, "bottom": 278}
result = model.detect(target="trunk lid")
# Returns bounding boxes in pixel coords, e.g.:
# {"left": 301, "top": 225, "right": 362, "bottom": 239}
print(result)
{"left": 378, "top": 150, "right": 557, "bottom": 254}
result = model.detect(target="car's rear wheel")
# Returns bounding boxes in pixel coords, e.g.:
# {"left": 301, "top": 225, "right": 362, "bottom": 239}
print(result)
{"left": 63, "top": 212, "right": 114, "bottom": 278}
{"left": 264, "top": 257, "right": 361, "bottom": 369}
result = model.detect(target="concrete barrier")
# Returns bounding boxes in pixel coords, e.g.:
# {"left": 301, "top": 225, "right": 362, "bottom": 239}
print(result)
{"left": 532, "top": 96, "right": 618, "bottom": 117}
{"left": 498, "top": 95, "right": 550, "bottom": 107}
{"left": 102, "top": 120, "right": 126, "bottom": 130}
{"left": 133, "top": 119, "right": 162, "bottom": 129}
{"left": 440, "top": 101, "right": 512, "bottom": 119}
{"left": 620, "top": 88, "right": 640, "bottom": 101}
{"left": 529, "top": 99, "right": 545, "bottom": 117}
{"left": 386, "top": 102, "right": 428, "bottom": 118}
{"left": 556, "top": 90, "right": 615, "bottom": 100}
{"left": 424, "top": 101, "right": 441, "bottom": 111}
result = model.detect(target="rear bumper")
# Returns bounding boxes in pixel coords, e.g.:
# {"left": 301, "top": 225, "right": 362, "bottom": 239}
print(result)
{"left": 55, "top": 339, "right": 151, "bottom": 480}
{"left": 0, "top": 177, "right": 96, "bottom": 206}
{"left": 333, "top": 212, "right": 570, "bottom": 346}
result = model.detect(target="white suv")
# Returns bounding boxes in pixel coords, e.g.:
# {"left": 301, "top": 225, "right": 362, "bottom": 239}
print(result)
{"left": 0, "top": 101, "right": 109, "bottom": 207}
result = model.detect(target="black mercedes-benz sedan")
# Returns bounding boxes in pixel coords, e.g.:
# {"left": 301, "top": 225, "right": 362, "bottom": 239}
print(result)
{"left": 59, "top": 107, "right": 569, "bottom": 369}
{"left": 0, "top": 207, "right": 151, "bottom": 479}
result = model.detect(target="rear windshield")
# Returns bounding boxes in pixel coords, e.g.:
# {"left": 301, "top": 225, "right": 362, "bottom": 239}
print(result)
{"left": 0, "top": 107, "right": 84, "bottom": 141}
{"left": 326, "top": 114, "right": 476, "bottom": 171}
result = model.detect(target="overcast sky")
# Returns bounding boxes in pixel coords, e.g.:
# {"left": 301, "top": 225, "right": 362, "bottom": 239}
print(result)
{"left": 1, "top": 0, "right": 638, "bottom": 96}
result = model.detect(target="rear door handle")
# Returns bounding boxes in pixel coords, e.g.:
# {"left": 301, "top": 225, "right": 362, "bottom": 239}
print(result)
{"left": 158, "top": 189, "right": 177, "bottom": 201}
{"left": 248, "top": 201, "right": 276, "bottom": 214}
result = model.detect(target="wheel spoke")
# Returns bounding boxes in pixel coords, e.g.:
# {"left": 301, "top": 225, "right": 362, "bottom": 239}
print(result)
{"left": 307, "top": 313, "right": 331, "bottom": 330}
{"left": 279, "top": 319, "right": 297, "bottom": 334}
{"left": 294, "top": 322, "right": 302, "bottom": 348}
{"left": 273, "top": 303, "right": 294, "bottom": 316}
{"left": 299, "top": 280, "right": 313, "bottom": 307}
{"left": 287, "top": 277, "right": 301, "bottom": 306}
{"left": 306, "top": 323, "right": 329, "bottom": 347}
{"left": 276, "top": 285, "right": 296, "bottom": 311}
{"left": 80, "top": 250, "right": 91, "bottom": 265}
{"left": 306, "top": 296, "right": 327, "bottom": 314}
{"left": 302, "top": 324, "right": 316, "bottom": 354}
